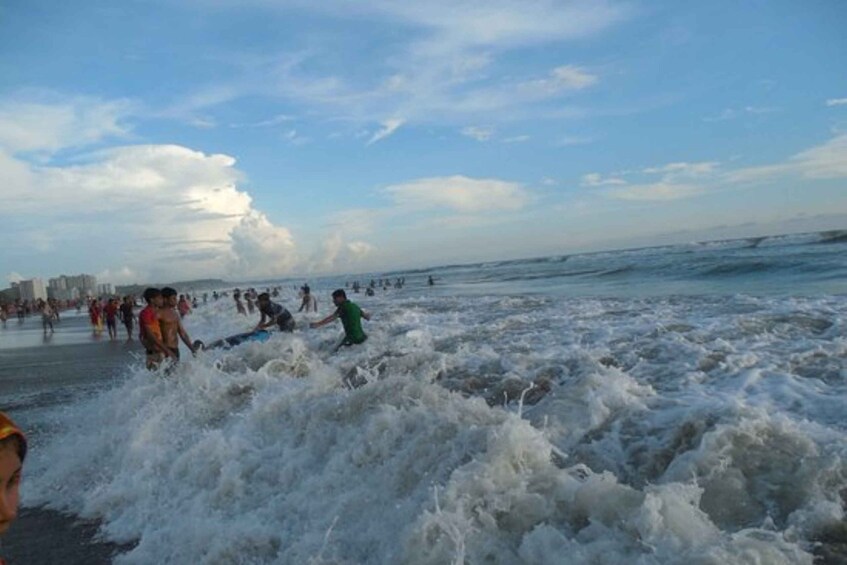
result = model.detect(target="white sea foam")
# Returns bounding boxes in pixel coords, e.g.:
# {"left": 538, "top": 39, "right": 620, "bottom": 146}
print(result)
{"left": 21, "top": 286, "right": 846, "bottom": 563}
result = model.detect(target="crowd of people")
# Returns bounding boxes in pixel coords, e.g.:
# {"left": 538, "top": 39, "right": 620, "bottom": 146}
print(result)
{"left": 0, "top": 277, "right": 447, "bottom": 557}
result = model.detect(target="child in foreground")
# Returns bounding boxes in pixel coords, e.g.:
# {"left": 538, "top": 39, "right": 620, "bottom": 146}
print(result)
{"left": 0, "top": 412, "right": 27, "bottom": 564}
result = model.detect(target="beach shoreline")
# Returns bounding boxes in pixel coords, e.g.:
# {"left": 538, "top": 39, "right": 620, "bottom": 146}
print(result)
{"left": 2, "top": 507, "right": 134, "bottom": 564}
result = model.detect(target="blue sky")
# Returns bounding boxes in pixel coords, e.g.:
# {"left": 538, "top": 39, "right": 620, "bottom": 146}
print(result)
{"left": 1, "top": 0, "right": 846, "bottom": 284}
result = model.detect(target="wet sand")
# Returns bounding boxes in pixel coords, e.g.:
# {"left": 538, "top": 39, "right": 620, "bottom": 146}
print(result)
{"left": 2, "top": 507, "right": 133, "bottom": 564}
{"left": 0, "top": 313, "right": 144, "bottom": 564}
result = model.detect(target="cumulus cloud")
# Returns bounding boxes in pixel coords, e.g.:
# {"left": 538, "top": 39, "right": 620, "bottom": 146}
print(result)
{"left": 825, "top": 98, "right": 847, "bottom": 107}
{"left": 6, "top": 272, "right": 23, "bottom": 285}
{"left": 229, "top": 210, "right": 298, "bottom": 277}
{"left": 367, "top": 118, "right": 405, "bottom": 145}
{"left": 0, "top": 94, "right": 132, "bottom": 154}
{"left": 0, "top": 143, "right": 301, "bottom": 281}
{"left": 311, "top": 233, "right": 376, "bottom": 272}
{"left": 384, "top": 175, "right": 529, "bottom": 212}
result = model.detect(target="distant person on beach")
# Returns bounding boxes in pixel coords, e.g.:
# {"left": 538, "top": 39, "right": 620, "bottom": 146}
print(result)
{"left": 88, "top": 299, "right": 102, "bottom": 334}
{"left": 39, "top": 299, "right": 54, "bottom": 334}
{"left": 428, "top": 275, "right": 435, "bottom": 286}
{"left": 298, "top": 284, "right": 317, "bottom": 312}
{"left": 233, "top": 289, "right": 247, "bottom": 316}
{"left": 310, "top": 289, "right": 371, "bottom": 350}
{"left": 177, "top": 294, "right": 191, "bottom": 318}
{"left": 0, "top": 411, "right": 26, "bottom": 545}
{"left": 160, "top": 288, "right": 197, "bottom": 362}
{"left": 119, "top": 296, "right": 135, "bottom": 340}
{"left": 103, "top": 298, "right": 119, "bottom": 340}
{"left": 255, "top": 293, "right": 295, "bottom": 332}
{"left": 139, "top": 288, "right": 175, "bottom": 370}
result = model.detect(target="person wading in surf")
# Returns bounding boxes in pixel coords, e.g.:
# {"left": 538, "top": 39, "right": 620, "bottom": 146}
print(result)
{"left": 310, "top": 289, "right": 371, "bottom": 351}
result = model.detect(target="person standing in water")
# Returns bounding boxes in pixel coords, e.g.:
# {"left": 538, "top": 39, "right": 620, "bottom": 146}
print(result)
{"left": 39, "top": 299, "right": 54, "bottom": 334}
{"left": 119, "top": 295, "right": 135, "bottom": 341}
{"left": 310, "top": 289, "right": 371, "bottom": 350}
{"left": 298, "top": 283, "right": 317, "bottom": 312}
{"left": 233, "top": 288, "right": 247, "bottom": 315}
{"left": 255, "top": 293, "right": 295, "bottom": 332}
{"left": 139, "top": 288, "right": 175, "bottom": 370}
{"left": 103, "top": 298, "right": 119, "bottom": 340}
{"left": 159, "top": 288, "right": 197, "bottom": 363}
{"left": 88, "top": 299, "right": 102, "bottom": 334}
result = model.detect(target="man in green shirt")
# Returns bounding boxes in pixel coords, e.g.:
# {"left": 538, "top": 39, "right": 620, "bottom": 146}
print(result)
{"left": 310, "top": 289, "right": 371, "bottom": 350}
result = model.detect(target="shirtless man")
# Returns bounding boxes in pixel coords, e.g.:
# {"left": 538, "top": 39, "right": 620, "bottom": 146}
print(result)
{"left": 298, "top": 283, "right": 317, "bottom": 312}
{"left": 159, "top": 287, "right": 197, "bottom": 362}
{"left": 138, "top": 288, "right": 175, "bottom": 370}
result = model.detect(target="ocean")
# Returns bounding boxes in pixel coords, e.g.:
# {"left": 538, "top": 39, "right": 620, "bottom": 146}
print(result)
{"left": 2, "top": 230, "right": 846, "bottom": 564}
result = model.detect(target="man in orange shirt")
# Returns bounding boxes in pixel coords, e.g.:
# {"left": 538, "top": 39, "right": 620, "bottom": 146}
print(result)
{"left": 138, "top": 288, "right": 175, "bottom": 370}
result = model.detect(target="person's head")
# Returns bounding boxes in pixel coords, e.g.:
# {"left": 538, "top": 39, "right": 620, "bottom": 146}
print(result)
{"left": 257, "top": 292, "right": 270, "bottom": 305}
{"left": 161, "top": 287, "right": 178, "bottom": 307}
{"left": 192, "top": 339, "right": 206, "bottom": 351}
{"left": 0, "top": 412, "right": 26, "bottom": 536}
{"left": 143, "top": 288, "right": 163, "bottom": 307}
{"left": 331, "top": 289, "right": 347, "bottom": 306}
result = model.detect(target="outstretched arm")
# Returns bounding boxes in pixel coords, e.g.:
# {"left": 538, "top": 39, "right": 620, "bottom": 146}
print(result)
{"left": 310, "top": 311, "right": 338, "bottom": 329}
{"left": 177, "top": 321, "right": 196, "bottom": 353}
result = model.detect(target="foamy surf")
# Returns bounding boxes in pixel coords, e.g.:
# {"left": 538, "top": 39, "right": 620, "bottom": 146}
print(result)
{"left": 18, "top": 234, "right": 847, "bottom": 563}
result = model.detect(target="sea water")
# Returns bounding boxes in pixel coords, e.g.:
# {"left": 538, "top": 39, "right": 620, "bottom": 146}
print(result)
{"left": 13, "top": 231, "right": 847, "bottom": 563}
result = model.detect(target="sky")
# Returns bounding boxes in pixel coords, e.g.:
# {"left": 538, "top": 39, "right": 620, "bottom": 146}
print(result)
{"left": 1, "top": 0, "right": 846, "bottom": 284}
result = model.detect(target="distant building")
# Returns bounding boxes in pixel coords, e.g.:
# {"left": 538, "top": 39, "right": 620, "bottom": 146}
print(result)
{"left": 96, "top": 283, "right": 115, "bottom": 296}
{"left": 48, "top": 274, "right": 97, "bottom": 298}
{"left": 18, "top": 278, "right": 47, "bottom": 302}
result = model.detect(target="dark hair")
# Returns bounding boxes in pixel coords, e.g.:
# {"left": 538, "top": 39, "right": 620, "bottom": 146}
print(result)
{"left": 332, "top": 289, "right": 346, "bottom": 299}
{"left": 143, "top": 288, "right": 161, "bottom": 303}
{"left": 161, "top": 287, "right": 177, "bottom": 298}
{"left": 0, "top": 435, "right": 25, "bottom": 463}
{"left": 258, "top": 292, "right": 270, "bottom": 301}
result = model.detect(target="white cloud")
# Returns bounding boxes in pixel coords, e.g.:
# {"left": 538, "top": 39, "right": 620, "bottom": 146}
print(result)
{"left": 0, "top": 94, "right": 132, "bottom": 154}
{"left": 6, "top": 272, "right": 23, "bottom": 285}
{"left": 703, "top": 106, "right": 778, "bottom": 122}
{"left": 367, "top": 118, "right": 405, "bottom": 145}
{"left": 729, "top": 134, "right": 847, "bottom": 183}
{"left": 384, "top": 175, "right": 529, "bottom": 212}
{"left": 97, "top": 267, "right": 141, "bottom": 286}
{"left": 461, "top": 126, "right": 494, "bottom": 141}
{"left": 310, "top": 233, "right": 376, "bottom": 272}
{"left": 0, "top": 143, "right": 301, "bottom": 280}
{"left": 607, "top": 182, "right": 701, "bottom": 201}
{"left": 642, "top": 161, "right": 718, "bottom": 177}
{"left": 157, "top": 2, "right": 627, "bottom": 132}
{"left": 520, "top": 65, "right": 597, "bottom": 95}
{"left": 825, "top": 98, "right": 847, "bottom": 107}
{"left": 229, "top": 210, "right": 298, "bottom": 278}
{"left": 581, "top": 172, "right": 627, "bottom": 187}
